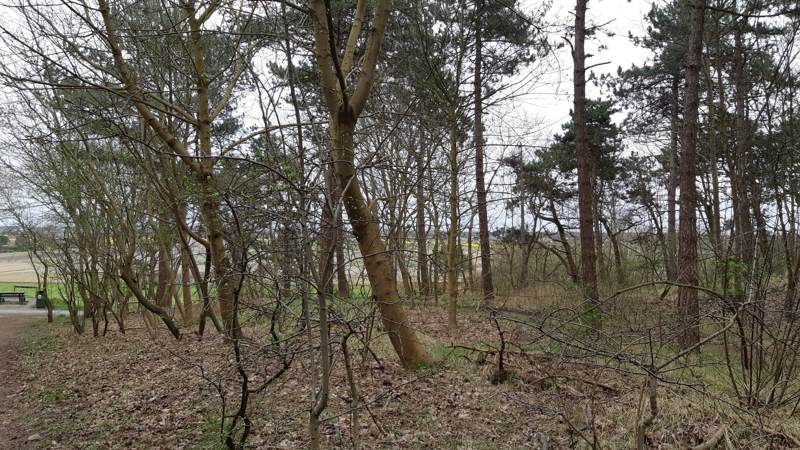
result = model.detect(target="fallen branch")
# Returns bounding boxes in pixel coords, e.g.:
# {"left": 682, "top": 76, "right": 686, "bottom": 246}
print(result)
{"left": 691, "top": 425, "right": 727, "bottom": 450}
{"left": 634, "top": 373, "right": 658, "bottom": 450}
{"left": 763, "top": 426, "right": 800, "bottom": 448}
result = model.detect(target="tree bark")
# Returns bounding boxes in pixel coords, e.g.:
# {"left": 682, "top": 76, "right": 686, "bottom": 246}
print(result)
{"left": 98, "top": 0, "right": 239, "bottom": 337}
{"left": 574, "top": 0, "right": 600, "bottom": 323}
{"left": 309, "top": 0, "right": 431, "bottom": 368}
{"left": 666, "top": 75, "right": 680, "bottom": 281}
{"left": 335, "top": 249, "right": 350, "bottom": 299}
{"left": 677, "top": 0, "right": 706, "bottom": 350}
{"left": 415, "top": 144, "right": 430, "bottom": 301}
{"left": 548, "top": 197, "right": 579, "bottom": 283}
{"left": 474, "top": 0, "right": 495, "bottom": 306}
{"left": 447, "top": 116, "right": 460, "bottom": 329}
{"left": 335, "top": 197, "right": 350, "bottom": 297}
{"left": 180, "top": 240, "right": 194, "bottom": 323}
{"left": 600, "top": 217, "right": 625, "bottom": 286}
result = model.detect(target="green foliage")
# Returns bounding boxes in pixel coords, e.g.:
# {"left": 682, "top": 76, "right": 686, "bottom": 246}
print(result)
{"left": 584, "top": 306, "right": 604, "bottom": 323}
{"left": 197, "top": 415, "right": 228, "bottom": 450}
{"left": 505, "top": 98, "right": 624, "bottom": 202}
{"left": 613, "top": 0, "right": 688, "bottom": 134}
{"left": 22, "top": 324, "right": 62, "bottom": 358}
{"left": 621, "top": 152, "right": 664, "bottom": 207}
{"left": 430, "top": 344, "right": 474, "bottom": 364}
{"left": 38, "top": 386, "right": 67, "bottom": 404}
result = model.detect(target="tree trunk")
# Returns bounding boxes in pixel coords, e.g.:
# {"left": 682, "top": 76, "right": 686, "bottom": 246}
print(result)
{"left": 397, "top": 230, "right": 415, "bottom": 295}
{"left": 666, "top": 75, "right": 680, "bottom": 281}
{"left": 447, "top": 117, "right": 460, "bottom": 330}
{"left": 120, "top": 267, "right": 181, "bottom": 340}
{"left": 335, "top": 207, "right": 350, "bottom": 297}
{"left": 331, "top": 117, "right": 431, "bottom": 368}
{"left": 548, "top": 197, "right": 579, "bottom": 283}
{"left": 574, "top": 0, "right": 599, "bottom": 323}
{"left": 731, "top": 26, "right": 755, "bottom": 304}
{"left": 98, "top": 0, "right": 238, "bottom": 337}
{"left": 601, "top": 218, "right": 625, "bottom": 286}
{"left": 198, "top": 182, "right": 239, "bottom": 337}
{"left": 466, "top": 212, "right": 476, "bottom": 290}
{"left": 474, "top": 0, "right": 495, "bottom": 306}
{"left": 180, "top": 242, "right": 194, "bottom": 324}
{"left": 415, "top": 144, "right": 430, "bottom": 301}
{"left": 310, "top": 0, "right": 430, "bottom": 368}
{"left": 155, "top": 230, "right": 174, "bottom": 309}
{"left": 676, "top": 0, "right": 706, "bottom": 350}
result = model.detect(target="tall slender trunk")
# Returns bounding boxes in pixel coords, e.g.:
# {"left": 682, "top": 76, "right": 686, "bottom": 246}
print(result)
{"left": 519, "top": 201, "right": 528, "bottom": 286}
{"left": 474, "top": 0, "right": 495, "bottom": 306}
{"left": 447, "top": 117, "right": 460, "bottom": 330}
{"left": 711, "top": 43, "right": 727, "bottom": 288}
{"left": 415, "top": 144, "right": 430, "bottom": 301}
{"left": 180, "top": 244, "right": 194, "bottom": 323}
{"left": 433, "top": 217, "right": 442, "bottom": 305}
{"left": 467, "top": 211, "right": 475, "bottom": 289}
{"left": 310, "top": 0, "right": 430, "bottom": 368}
{"left": 155, "top": 225, "right": 174, "bottom": 309}
{"left": 666, "top": 75, "right": 680, "bottom": 281}
{"left": 397, "top": 230, "right": 414, "bottom": 295}
{"left": 573, "top": 0, "right": 599, "bottom": 322}
{"left": 677, "top": 0, "right": 706, "bottom": 350}
{"left": 703, "top": 62, "right": 722, "bottom": 263}
{"left": 731, "top": 26, "right": 755, "bottom": 304}
{"left": 189, "top": 9, "right": 239, "bottom": 338}
{"left": 310, "top": 153, "right": 337, "bottom": 450}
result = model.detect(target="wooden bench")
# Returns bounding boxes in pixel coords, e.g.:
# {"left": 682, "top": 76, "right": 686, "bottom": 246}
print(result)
{"left": 0, "top": 292, "right": 26, "bottom": 304}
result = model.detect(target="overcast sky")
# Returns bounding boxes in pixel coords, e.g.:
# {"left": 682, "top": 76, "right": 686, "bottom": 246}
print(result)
{"left": 480, "top": 0, "right": 660, "bottom": 229}
{"left": 506, "top": 0, "right": 657, "bottom": 146}
{"left": 0, "top": 0, "right": 664, "bottom": 228}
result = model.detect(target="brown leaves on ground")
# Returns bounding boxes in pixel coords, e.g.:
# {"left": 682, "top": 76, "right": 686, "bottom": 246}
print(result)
{"left": 14, "top": 308, "right": 798, "bottom": 449}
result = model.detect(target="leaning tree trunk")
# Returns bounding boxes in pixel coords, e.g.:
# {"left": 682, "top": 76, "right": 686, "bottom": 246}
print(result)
{"left": 98, "top": 0, "right": 239, "bottom": 337}
{"left": 548, "top": 197, "right": 579, "bottom": 283}
{"left": 310, "top": 0, "right": 430, "bottom": 368}
{"left": 331, "top": 118, "right": 431, "bottom": 368}
{"left": 676, "top": 0, "right": 706, "bottom": 350}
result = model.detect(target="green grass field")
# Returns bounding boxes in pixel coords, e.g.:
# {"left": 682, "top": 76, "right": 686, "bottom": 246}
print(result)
{"left": 0, "top": 282, "right": 71, "bottom": 310}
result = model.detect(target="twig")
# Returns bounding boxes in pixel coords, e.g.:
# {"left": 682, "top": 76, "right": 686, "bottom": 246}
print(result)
{"left": 691, "top": 425, "right": 727, "bottom": 450}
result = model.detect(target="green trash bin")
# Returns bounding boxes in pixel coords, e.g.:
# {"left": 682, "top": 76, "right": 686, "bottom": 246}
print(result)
{"left": 36, "top": 290, "right": 47, "bottom": 309}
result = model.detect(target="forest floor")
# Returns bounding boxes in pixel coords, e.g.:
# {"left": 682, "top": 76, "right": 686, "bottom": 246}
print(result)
{"left": 7, "top": 307, "right": 800, "bottom": 449}
{"left": 0, "top": 317, "right": 40, "bottom": 450}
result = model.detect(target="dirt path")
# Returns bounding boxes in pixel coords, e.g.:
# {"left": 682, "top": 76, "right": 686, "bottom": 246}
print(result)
{"left": 0, "top": 304, "right": 71, "bottom": 318}
{"left": 0, "top": 317, "right": 38, "bottom": 450}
